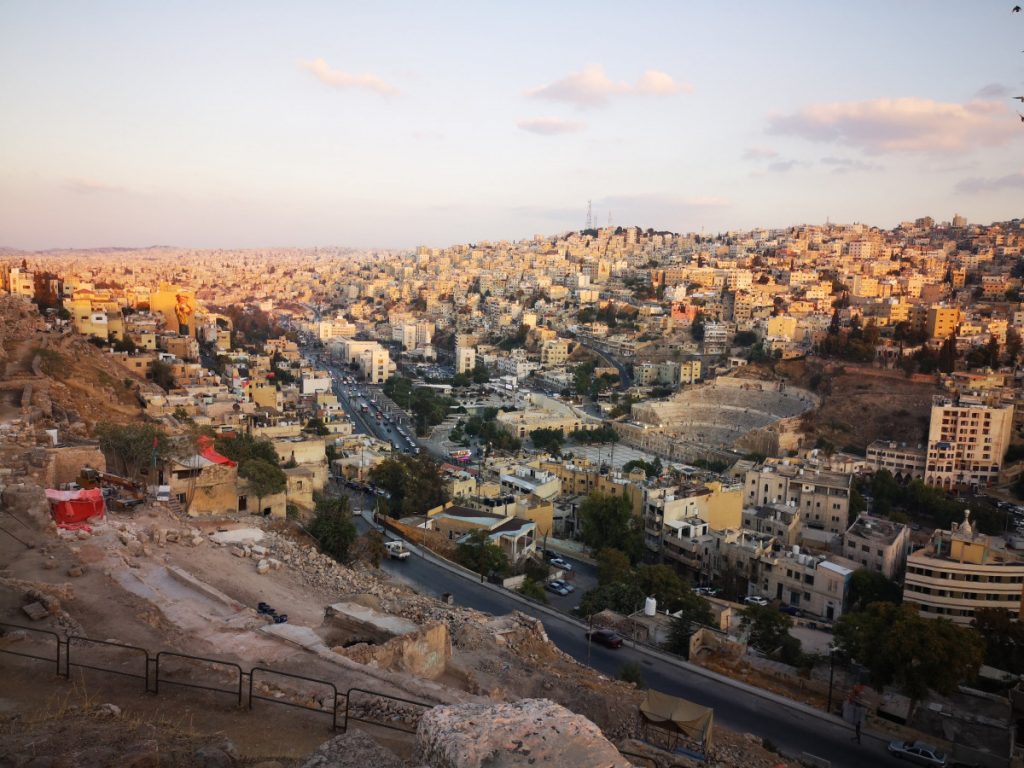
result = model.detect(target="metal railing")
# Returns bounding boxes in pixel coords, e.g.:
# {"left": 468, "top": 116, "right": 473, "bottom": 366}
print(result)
{"left": 0, "top": 622, "right": 434, "bottom": 734}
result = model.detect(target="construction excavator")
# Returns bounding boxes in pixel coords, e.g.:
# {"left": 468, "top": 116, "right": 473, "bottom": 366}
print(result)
{"left": 76, "top": 467, "right": 146, "bottom": 511}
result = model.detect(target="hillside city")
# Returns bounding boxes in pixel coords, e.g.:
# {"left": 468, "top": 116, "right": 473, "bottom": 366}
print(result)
{"left": 3, "top": 215, "right": 1024, "bottom": 768}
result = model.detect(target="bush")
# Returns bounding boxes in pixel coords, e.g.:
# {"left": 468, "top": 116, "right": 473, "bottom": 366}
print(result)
{"left": 517, "top": 578, "right": 548, "bottom": 604}
{"left": 309, "top": 495, "right": 357, "bottom": 562}
{"left": 618, "top": 661, "right": 646, "bottom": 688}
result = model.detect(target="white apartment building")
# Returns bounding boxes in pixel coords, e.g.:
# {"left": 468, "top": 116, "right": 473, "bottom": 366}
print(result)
{"left": 925, "top": 393, "right": 1013, "bottom": 491}
{"left": 744, "top": 462, "right": 853, "bottom": 535}
{"left": 842, "top": 515, "right": 910, "bottom": 580}
{"left": 455, "top": 344, "right": 476, "bottom": 375}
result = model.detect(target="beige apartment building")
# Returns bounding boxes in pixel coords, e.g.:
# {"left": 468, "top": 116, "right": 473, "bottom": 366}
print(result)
{"left": 540, "top": 338, "right": 571, "bottom": 367}
{"left": 925, "top": 394, "right": 1013, "bottom": 491}
{"left": 865, "top": 440, "right": 926, "bottom": 480}
{"left": 842, "top": 515, "right": 910, "bottom": 580}
{"left": 455, "top": 344, "right": 476, "bottom": 375}
{"left": 925, "top": 305, "right": 961, "bottom": 340}
{"left": 903, "top": 513, "right": 1024, "bottom": 624}
{"left": 744, "top": 462, "right": 853, "bottom": 534}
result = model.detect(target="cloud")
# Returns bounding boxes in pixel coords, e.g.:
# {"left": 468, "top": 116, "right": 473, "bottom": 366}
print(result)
{"left": 743, "top": 146, "right": 778, "bottom": 160}
{"left": 63, "top": 177, "right": 125, "bottom": 194}
{"left": 819, "top": 156, "right": 884, "bottom": 174}
{"left": 300, "top": 58, "right": 398, "bottom": 96}
{"left": 516, "top": 117, "right": 586, "bottom": 135}
{"left": 526, "top": 64, "right": 688, "bottom": 108}
{"left": 766, "top": 97, "right": 1017, "bottom": 153}
{"left": 766, "top": 160, "right": 800, "bottom": 174}
{"left": 955, "top": 171, "right": 1024, "bottom": 193}
{"left": 974, "top": 82, "right": 1010, "bottom": 99}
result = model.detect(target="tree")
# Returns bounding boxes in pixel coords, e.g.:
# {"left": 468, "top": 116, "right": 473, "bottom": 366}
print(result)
{"left": 150, "top": 359, "right": 177, "bottom": 392}
{"left": 834, "top": 602, "right": 984, "bottom": 701}
{"left": 664, "top": 590, "right": 714, "bottom": 657}
{"left": 456, "top": 529, "right": 509, "bottom": 578}
{"left": 471, "top": 362, "right": 490, "bottom": 384}
{"left": 846, "top": 569, "right": 902, "bottom": 612}
{"left": 309, "top": 494, "right": 357, "bottom": 562}
{"left": 517, "top": 578, "right": 549, "bottom": 604}
{"left": 578, "top": 492, "right": 641, "bottom": 563}
{"left": 362, "top": 530, "right": 387, "bottom": 568}
{"left": 1006, "top": 327, "right": 1023, "bottom": 366}
{"left": 369, "top": 453, "right": 449, "bottom": 517}
{"left": 238, "top": 458, "right": 286, "bottom": 514}
{"left": 530, "top": 427, "right": 565, "bottom": 456}
{"left": 636, "top": 564, "right": 688, "bottom": 612}
{"left": 938, "top": 334, "right": 957, "bottom": 374}
{"left": 577, "top": 580, "right": 644, "bottom": 616}
{"left": 742, "top": 605, "right": 795, "bottom": 655}
{"left": 596, "top": 547, "right": 633, "bottom": 586}
{"left": 618, "top": 661, "right": 646, "bottom": 688}
{"left": 96, "top": 421, "right": 171, "bottom": 482}
{"left": 973, "top": 608, "right": 1024, "bottom": 675}
{"left": 214, "top": 433, "right": 280, "bottom": 466}
{"left": 305, "top": 417, "right": 330, "bottom": 436}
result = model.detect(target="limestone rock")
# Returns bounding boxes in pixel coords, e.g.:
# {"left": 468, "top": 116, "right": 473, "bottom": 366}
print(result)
{"left": 416, "top": 699, "right": 632, "bottom": 768}
{"left": 300, "top": 731, "right": 404, "bottom": 768}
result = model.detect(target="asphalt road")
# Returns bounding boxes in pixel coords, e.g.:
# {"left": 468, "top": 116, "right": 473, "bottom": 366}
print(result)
{"left": 365, "top": 526, "right": 902, "bottom": 768}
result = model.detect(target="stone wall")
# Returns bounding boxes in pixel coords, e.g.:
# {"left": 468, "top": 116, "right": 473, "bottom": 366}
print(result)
{"left": 44, "top": 444, "right": 106, "bottom": 487}
{"left": 335, "top": 621, "right": 451, "bottom": 681}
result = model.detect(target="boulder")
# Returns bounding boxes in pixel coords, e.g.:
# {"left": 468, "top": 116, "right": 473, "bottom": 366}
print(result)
{"left": 415, "top": 699, "right": 632, "bottom": 768}
{"left": 300, "top": 731, "right": 404, "bottom": 768}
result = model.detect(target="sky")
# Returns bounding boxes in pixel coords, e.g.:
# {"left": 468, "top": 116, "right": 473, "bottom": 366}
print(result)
{"left": 1, "top": 1, "right": 1022, "bottom": 250}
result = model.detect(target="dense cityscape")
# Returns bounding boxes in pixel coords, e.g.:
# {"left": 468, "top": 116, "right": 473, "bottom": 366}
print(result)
{"left": 3, "top": 2, "right": 1024, "bottom": 767}
{"left": 2, "top": 215, "right": 1024, "bottom": 766}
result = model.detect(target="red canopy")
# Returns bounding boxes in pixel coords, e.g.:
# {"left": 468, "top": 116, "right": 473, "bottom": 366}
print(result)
{"left": 197, "top": 435, "right": 237, "bottom": 467}
{"left": 45, "top": 488, "right": 106, "bottom": 524}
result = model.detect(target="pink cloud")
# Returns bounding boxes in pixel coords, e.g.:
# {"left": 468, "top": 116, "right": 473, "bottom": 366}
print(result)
{"left": 300, "top": 58, "right": 398, "bottom": 96}
{"left": 527, "top": 65, "right": 688, "bottom": 108}
{"left": 516, "top": 117, "right": 585, "bottom": 135}
{"left": 767, "top": 97, "right": 1017, "bottom": 153}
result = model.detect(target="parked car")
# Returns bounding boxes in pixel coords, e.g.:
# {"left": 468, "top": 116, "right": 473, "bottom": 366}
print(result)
{"left": 887, "top": 740, "right": 947, "bottom": 766}
{"left": 545, "top": 580, "right": 571, "bottom": 596}
{"left": 585, "top": 629, "right": 624, "bottom": 649}
{"left": 694, "top": 587, "right": 719, "bottom": 597}
{"left": 779, "top": 604, "right": 801, "bottom": 616}
{"left": 744, "top": 595, "right": 770, "bottom": 607}
{"left": 549, "top": 557, "right": 574, "bottom": 572}
{"left": 547, "top": 579, "right": 574, "bottom": 595}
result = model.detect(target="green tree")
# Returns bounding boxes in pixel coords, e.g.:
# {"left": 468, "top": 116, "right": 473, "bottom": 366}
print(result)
{"left": 456, "top": 529, "right": 509, "bottom": 578}
{"left": 369, "top": 453, "right": 449, "bottom": 517}
{"left": 973, "top": 608, "right": 1024, "bottom": 675}
{"left": 618, "top": 661, "right": 646, "bottom": 688}
{"left": 664, "top": 590, "right": 714, "bottom": 657}
{"left": 596, "top": 547, "right": 633, "bottom": 585}
{"left": 95, "top": 421, "right": 171, "bottom": 482}
{"left": 577, "top": 581, "right": 644, "bottom": 616}
{"left": 635, "top": 564, "right": 688, "bottom": 612}
{"left": 578, "top": 492, "right": 641, "bottom": 563}
{"left": 238, "top": 458, "right": 286, "bottom": 514}
{"left": 305, "top": 417, "right": 330, "bottom": 436}
{"left": 846, "top": 569, "right": 902, "bottom": 612}
{"left": 471, "top": 362, "right": 490, "bottom": 384}
{"left": 151, "top": 359, "right": 177, "bottom": 391}
{"left": 214, "top": 432, "right": 280, "bottom": 466}
{"left": 530, "top": 427, "right": 565, "bottom": 456}
{"left": 363, "top": 530, "right": 387, "bottom": 568}
{"left": 834, "top": 602, "right": 984, "bottom": 701}
{"left": 517, "top": 578, "right": 549, "bottom": 604}
{"left": 741, "top": 605, "right": 794, "bottom": 655}
{"left": 309, "top": 494, "right": 357, "bottom": 562}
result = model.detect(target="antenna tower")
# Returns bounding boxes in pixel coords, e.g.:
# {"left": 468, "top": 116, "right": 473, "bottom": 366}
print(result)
{"left": 585, "top": 200, "right": 592, "bottom": 230}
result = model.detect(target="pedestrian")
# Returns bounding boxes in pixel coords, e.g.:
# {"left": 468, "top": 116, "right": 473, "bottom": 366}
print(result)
{"left": 853, "top": 719, "right": 861, "bottom": 744}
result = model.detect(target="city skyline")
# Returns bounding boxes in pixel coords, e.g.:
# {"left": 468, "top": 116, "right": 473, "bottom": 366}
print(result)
{"left": 1, "top": 1, "right": 1022, "bottom": 250}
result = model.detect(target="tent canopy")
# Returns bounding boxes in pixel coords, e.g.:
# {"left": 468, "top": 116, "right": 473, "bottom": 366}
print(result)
{"left": 639, "top": 690, "right": 714, "bottom": 751}
{"left": 45, "top": 487, "right": 106, "bottom": 525}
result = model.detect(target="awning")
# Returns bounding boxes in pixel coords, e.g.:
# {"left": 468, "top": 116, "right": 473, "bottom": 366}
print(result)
{"left": 639, "top": 689, "right": 714, "bottom": 752}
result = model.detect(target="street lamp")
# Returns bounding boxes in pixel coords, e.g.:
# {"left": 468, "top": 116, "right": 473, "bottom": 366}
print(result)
{"left": 827, "top": 643, "right": 839, "bottom": 714}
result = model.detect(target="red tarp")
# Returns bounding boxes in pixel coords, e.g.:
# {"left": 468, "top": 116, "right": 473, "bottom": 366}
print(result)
{"left": 45, "top": 488, "right": 106, "bottom": 525}
{"left": 197, "top": 435, "right": 237, "bottom": 467}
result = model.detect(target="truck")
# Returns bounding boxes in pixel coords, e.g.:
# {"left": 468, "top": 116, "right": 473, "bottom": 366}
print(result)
{"left": 384, "top": 541, "right": 411, "bottom": 561}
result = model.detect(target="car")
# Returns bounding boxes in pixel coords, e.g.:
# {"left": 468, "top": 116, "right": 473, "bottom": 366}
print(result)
{"left": 694, "top": 587, "right": 719, "bottom": 597}
{"left": 549, "top": 557, "right": 574, "bottom": 572}
{"left": 546, "top": 578, "right": 575, "bottom": 594}
{"left": 887, "top": 740, "right": 947, "bottom": 766}
{"left": 585, "top": 629, "right": 624, "bottom": 649}
{"left": 545, "top": 580, "right": 571, "bottom": 596}
{"left": 744, "top": 595, "right": 770, "bottom": 607}
{"left": 779, "top": 604, "right": 801, "bottom": 616}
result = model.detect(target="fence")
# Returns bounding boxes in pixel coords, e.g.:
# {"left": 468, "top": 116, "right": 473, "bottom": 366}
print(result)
{"left": 0, "top": 622, "right": 431, "bottom": 735}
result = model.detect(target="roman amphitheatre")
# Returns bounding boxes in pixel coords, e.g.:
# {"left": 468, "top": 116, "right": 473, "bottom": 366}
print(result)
{"left": 616, "top": 377, "right": 819, "bottom": 462}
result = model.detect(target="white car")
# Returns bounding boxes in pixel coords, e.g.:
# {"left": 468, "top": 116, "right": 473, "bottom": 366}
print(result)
{"left": 743, "top": 595, "right": 769, "bottom": 607}
{"left": 549, "top": 557, "right": 574, "bottom": 572}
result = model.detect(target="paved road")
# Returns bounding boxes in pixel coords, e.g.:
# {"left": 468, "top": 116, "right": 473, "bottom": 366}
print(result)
{"left": 366, "top": 528, "right": 900, "bottom": 767}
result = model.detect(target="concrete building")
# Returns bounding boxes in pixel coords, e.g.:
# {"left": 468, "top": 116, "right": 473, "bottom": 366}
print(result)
{"left": 540, "top": 338, "right": 571, "bottom": 368}
{"left": 865, "top": 440, "right": 927, "bottom": 481}
{"left": 455, "top": 344, "right": 476, "bottom": 375}
{"left": 925, "top": 393, "right": 1014, "bottom": 491}
{"left": 903, "top": 512, "right": 1024, "bottom": 624}
{"left": 755, "top": 547, "right": 853, "bottom": 622}
{"left": 842, "top": 515, "right": 910, "bottom": 580}
{"left": 926, "top": 305, "right": 961, "bottom": 340}
{"left": 744, "top": 462, "right": 853, "bottom": 535}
